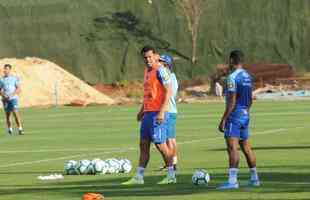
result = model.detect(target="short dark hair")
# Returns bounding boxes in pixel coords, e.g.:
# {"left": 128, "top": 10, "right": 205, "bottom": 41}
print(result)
{"left": 140, "top": 45, "right": 156, "bottom": 55}
{"left": 229, "top": 49, "right": 244, "bottom": 65}
{"left": 4, "top": 64, "right": 12, "bottom": 69}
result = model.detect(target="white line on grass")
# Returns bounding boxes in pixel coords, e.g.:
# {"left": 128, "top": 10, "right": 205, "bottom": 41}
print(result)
{"left": 177, "top": 128, "right": 286, "bottom": 145}
{"left": 0, "top": 148, "right": 135, "bottom": 168}
{"left": 0, "top": 127, "right": 288, "bottom": 154}
{"left": 7, "top": 110, "right": 308, "bottom": 123}
{"left": 178, "top": 111, "right": 310, "bottom": 119}
{"left": 0, "top": 126, "right": 304, "bottom": 168}
{"left": 0, "top": 147, "right": 133, "bottom": 154}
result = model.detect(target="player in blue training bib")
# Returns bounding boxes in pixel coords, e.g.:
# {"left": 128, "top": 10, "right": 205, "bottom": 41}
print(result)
{"left": 217, "top": 50, "right": 260, "bottom": 190}
{"left": 0, "top": 64, "right": 24, "bottom": 135}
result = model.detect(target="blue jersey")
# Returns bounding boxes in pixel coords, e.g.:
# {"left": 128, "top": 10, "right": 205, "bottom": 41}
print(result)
{"left": 0, "top": 75, "right": 20, "bottom": 100}
{"left": 226, "top": 68, "right": 252, "bottom": 109}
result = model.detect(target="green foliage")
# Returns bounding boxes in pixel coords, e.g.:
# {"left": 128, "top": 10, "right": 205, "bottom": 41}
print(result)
{"left": 0, "top": 0, "right": 309, "bottom": 83}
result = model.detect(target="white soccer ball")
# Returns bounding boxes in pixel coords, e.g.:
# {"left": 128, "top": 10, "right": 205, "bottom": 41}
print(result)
{"left": 94, "top": 160, "right": 108, "bottom": 174}
{"left": 91, "top": 158, "right": 102, "bottom": 165}
{"left": 120, "top": 159, "right": 132, "bottom": 173}
{"left": 78, "top": 159, "right": 91, "bottom": 175}
{"left": 64, "top": 160, "right": 79, "bottom": 175}
{"left": 101, "top": 161, "right": 109, "bottom": 174}
{"left": 192, "top": 169, "right": 210, "bottom": 185}
{"left": 86, "top": 163, "right": 96, "bottom": 175}
{"left": 105, "top": 159, "right": 120, "bottom": 174}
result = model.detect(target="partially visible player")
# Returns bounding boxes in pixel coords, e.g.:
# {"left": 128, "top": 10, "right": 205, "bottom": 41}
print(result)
{"left": 122, "top": 46, "right": 176, "bottom": 185}
{"left": 0, "top": 64, "right": 24, "bottom": 135}
{"left": 159, "top": 54, "right": 178, "bottom": 171}
{"left": 217, "top": 50, "right": 259, "bottom": 189}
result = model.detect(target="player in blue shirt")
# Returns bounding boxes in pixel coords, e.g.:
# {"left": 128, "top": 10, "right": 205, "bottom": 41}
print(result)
{"left": 159, "top": 54, "right": 178, "bottom": 171}
{"left": 218, "top": 50, "right": 260, "bottom": 189}
{"left": 0, "top": 64, "right": 24, "bottom": 135}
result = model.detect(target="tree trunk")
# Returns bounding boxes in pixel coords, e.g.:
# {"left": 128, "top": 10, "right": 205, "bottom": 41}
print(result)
{"left": 191, "top": 30, "right": 197, "bottom": 64}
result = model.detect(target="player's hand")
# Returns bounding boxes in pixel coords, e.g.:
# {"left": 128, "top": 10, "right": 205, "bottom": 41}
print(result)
{"left": 156, "top": 111, "right": 165, "bottom": 124}
{"left": 2, "top": 95, "right": 9, "bottom": 101}
{"left": 218, "top": 119, "right": 225, "bottom": 133}
{"left": 137, "top": 111, "right": 144, "bottom": 122}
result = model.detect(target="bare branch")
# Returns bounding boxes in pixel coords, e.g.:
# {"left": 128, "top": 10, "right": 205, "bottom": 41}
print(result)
{"left": 174, "top": 0, "right": 205, "bottom": 64}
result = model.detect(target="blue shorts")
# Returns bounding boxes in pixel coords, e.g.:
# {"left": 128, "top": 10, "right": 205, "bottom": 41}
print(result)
{"left": 140, "top": 112, "right": 169, "bottom": 144}
{"left": 2, "top": 98, "right": 18, "bottom": 113}
{"left": 167, "top": 113, "right": 177, "bottom": 139}
{"left": 224, "top": 109, "right": 250, "bottom": 140}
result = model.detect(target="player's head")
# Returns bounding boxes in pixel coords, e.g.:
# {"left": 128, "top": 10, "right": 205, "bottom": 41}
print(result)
{"left": 229, "top": 49, "right": 244, "bottom": 70}
{"left": 3, "top": 64, "right": 12, "bottom": 76}
{"left": 141, "top": 45, "right": 157, "bottom": 68}
{"left": 159, "top": 54, "right": 173, "bottom": 70}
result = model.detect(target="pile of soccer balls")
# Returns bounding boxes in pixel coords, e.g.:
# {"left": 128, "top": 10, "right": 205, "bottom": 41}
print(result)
{"left": 64, "top": 158, "right": 132, "bottom": 175}
{"left": 191, "top": 169, "right": 210, "bottom": 185}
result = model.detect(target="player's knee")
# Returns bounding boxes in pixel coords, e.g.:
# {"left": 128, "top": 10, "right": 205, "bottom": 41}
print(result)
{"left": 240, "top": 142, "right": 252, "bottom": 154}
{"left": 156, "top": 143, "right": 171, "bottom": 156}
{"left": 166, "top": 139, "right": 175, "bottom": 149}
{"left": 243, "top": 146, "right": 253, "bottom": 156}
{"left": 227, "top": 145, "right": 238, "bottom": 153}
{"left": 155, "top": 143, "right": 165, "bottom": 151}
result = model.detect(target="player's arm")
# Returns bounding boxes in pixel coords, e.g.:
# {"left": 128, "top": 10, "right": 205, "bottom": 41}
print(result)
{"left": 10, "top": 77, "right": 21, "bottom": 98}
{"left": 218, "top": 92, "right": 236, "bottom": 132}
{"left": 156, "top": 68, "right": 172, "bottom": 123}
{"left": 12, "top": 85, "right": 21, "bottom": 96}
{"left": 137, "top": 104, "right": 144, "bottom": 121}
{"left": 248, "top": 93, "right": 253, "bottom": 110}
{"left": 0, "top": 82, "right": 6, "bottom": 100}
{"left": 0, "top": 88, "right": 4, "bottom": 98}
{"left": 0, "top": 90, "right": 5, "bottom": 99}
{"left": 157, "top": 82, "right": 172, "bottom": 123}
{"left": 218, "top": 75, "right": 237, "bottom": 132}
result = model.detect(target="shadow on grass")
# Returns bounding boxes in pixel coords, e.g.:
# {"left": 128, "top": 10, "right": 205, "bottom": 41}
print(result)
{"left": 0, "top": 172, "right": 309, "bottom": 198}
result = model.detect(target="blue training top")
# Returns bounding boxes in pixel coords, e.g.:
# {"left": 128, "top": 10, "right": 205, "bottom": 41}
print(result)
{"left": 0, "top": 75, "right": 20, "bottom": 100}
{"left": 226, "top": 68, "right": 252, "bottom": 109}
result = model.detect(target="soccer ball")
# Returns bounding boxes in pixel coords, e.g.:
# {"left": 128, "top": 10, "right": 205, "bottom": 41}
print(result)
{"left": 105, "top": 159, "right": 120, "bottom": 174}
{"left": 101, "top": 161, "right": 110, "bottom": 174}
{"left": 119, "top": 159, "right": 132, "bottom": 173}
{"left": 94, "top": 160, "right": 109, "bottom": 174}
{"left": 91, "top": 158, "right": 102, "bottom": 174}
{"left": 192, "top": 169, "right": 210, "bottom": 185}
{"left": 86, "top": 162, "right": 96, "bottom": 175}
{"left": 91, "top": 158, "right": 102, "bottom": 165}
{"left": 64, "top": 160, "right": 79, "bottom": 175}
{"left": 78, "top": 159, "right": 91, "bottom": 175}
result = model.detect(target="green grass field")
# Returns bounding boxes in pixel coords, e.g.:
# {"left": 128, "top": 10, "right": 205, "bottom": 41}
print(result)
{"left": 0, "top": 101, "right": 309, "bottom": 200}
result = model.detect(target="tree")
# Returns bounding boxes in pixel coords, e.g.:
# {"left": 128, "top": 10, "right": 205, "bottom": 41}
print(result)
{"left": 172, "top": 0, "right": 205, "bottom": 64}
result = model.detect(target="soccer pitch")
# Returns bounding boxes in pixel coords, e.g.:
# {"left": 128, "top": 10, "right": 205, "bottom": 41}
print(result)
{"left": 0, "top": 101, "right": 309, "bottom": 200}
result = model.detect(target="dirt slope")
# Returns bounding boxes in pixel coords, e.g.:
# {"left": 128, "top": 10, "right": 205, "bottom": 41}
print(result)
{"left": 0, "top": 57, "right": 114, "bottom": 107}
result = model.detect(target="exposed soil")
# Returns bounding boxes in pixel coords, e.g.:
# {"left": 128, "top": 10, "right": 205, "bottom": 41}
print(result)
{"left": 0, "top": 57, "right": 115, "bottom": 107}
